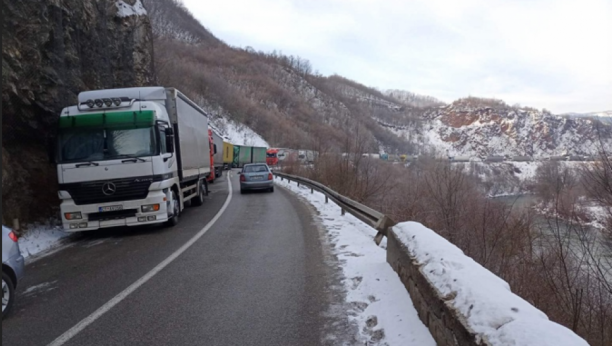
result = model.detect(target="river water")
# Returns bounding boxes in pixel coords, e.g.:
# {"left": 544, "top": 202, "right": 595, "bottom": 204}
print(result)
{"left": 495, "top": 195, "right": 611, "bottom": 279}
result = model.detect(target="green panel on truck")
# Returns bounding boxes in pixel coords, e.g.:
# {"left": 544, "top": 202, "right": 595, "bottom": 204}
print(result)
{"left": 59, "top": 111, "right": 156, "bottom": 129}
{"left": 233, "top": 146, "right": 240, "bottom": 167}
{"left": 252, "top": 147, "right": 267, "bottom": 164}
{"left": 238, "top": 146, "right": 253, "bottom": 167}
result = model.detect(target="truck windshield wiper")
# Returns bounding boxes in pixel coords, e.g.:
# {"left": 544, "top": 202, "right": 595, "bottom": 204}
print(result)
{"left": 75, "top": 161, "right": 100, "bottom": 168}
{"left": 118, "top": 155, "right": 147, "bottom": 163}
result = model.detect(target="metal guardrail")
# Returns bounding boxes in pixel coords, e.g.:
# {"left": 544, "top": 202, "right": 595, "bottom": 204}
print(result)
{"left": 274, "top": 172, "right": 396, "bottom": 245}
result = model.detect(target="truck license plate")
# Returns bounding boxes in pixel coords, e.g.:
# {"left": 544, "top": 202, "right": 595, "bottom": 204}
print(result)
{"left": 99, "top": 205, "right": 123, "bottom": 212}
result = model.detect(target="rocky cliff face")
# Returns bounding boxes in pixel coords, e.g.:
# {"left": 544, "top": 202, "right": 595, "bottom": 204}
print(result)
{"left": 386, "top": 98, "right": 612, "bottom": 158}
{"left": 2, "top": 0, "right": 155, "bottom": 224}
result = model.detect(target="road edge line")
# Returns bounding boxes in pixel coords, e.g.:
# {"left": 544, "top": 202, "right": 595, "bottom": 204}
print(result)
{"left": 48, "top": 176, "right": 233, "bottom": 346}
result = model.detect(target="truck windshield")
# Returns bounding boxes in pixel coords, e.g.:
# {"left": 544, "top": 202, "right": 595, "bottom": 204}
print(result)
{"left": 59, "top": 127, "right": 158, "bottom": 163}
{"left": 266, "top": 153, "right": 277, "bottom": 158}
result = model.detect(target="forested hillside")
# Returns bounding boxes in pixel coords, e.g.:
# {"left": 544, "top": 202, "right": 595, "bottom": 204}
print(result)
{"left": 147, "top": 0, "right": 420, "bottom": 154}
{"left": 147, "top": 0, "right": 611, "bottom": 158}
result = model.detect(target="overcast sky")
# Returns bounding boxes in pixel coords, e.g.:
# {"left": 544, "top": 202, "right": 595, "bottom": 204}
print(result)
{"left": 182, "top": 0, "right": 611, "bottom": 113}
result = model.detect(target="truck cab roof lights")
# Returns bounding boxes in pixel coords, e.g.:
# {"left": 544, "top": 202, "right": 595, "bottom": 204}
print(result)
{"left": 77, "top": 97, "right": 137, "bottom": 111}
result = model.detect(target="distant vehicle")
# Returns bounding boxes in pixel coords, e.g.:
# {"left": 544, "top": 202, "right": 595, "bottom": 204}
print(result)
{"left": 210, "top": 129, "right": 224, "bottom": 179}
{"left": 3, "top": 226, "right": 24, "bottom": 319}
{"left": 277, "top": 149, "right": 298, "bottom": 163}
{"left": 239, "top": 164, "right": 274, "bottom": 194}
{"left": 223, "top": 142, "right": 234, "bottom": 170}
{"left": 485, "top": 156, "right": 505, "bottom": 162}
{"left": 512, "top": 156, "right": 533, "bottom": 162}
{"left": 233, "top": 146, "right": 268, "bottom": 168}
{"left": 55, "top": 87, "right": 211, "bottom": 232}
{"left": 267, "top": 148, "right": 280, "bottom": 166}
{"left": 450, "top": 156, "right": 470, "bottom": 162}
{"left": 362, "top": 153, "right": 380, "bottom": 159}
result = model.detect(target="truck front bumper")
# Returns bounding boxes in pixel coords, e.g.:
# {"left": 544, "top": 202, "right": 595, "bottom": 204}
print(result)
{"left": 60, "top": 190, "right": 170, "bottom": 232}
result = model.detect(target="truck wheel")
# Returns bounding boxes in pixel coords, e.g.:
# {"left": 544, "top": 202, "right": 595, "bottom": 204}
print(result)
{"left": 193, "top": 180, "right": 206, "bottom": 207}
{"left": 165, "top": 191, "right": 180, "bottom": 227}
{"left": 2, "top": 272, "right": 15, "bottom": 319}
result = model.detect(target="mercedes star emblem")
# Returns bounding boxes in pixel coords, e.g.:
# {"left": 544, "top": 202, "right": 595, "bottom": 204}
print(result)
{"left": 102, "top": 182, "right": 117, "bottom": 196}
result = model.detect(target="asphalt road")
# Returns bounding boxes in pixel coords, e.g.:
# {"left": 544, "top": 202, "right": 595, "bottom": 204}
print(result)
{"left": 2, "top": 172, "right": 352, "bottom": 346}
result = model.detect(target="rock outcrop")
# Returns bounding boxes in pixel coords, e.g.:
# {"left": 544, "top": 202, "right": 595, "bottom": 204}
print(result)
{"left": 2, "top": 0, "right": 155, "bottom": 224}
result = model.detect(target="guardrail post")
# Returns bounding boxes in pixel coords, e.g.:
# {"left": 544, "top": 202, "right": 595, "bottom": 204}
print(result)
{"left": 311, "top": 188, "right": 314, "bottom": 194}
{"left": 374, "top": 216, "right": 397, "bottom": 246}
{"left": 341, "top": 208, "right": 346, "bottom": 216}
{"left": 325, "top": 196, "right": 328, "bottom": 204}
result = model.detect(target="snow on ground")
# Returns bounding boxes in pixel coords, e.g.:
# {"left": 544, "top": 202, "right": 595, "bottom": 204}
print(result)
{"left": 18, "top": 224, "right": 71, "bottom": 261}
{"left": 211, "top": 117, "right": 269, "bottom": 147}
{"left": 276, "top": 179, "right": 435, "bottom": 346}
{"left": 116, "top": 0, "right": 147, "bottom": 17}
{"left": 393, "top": 222, "right": 589, "bottom": 346}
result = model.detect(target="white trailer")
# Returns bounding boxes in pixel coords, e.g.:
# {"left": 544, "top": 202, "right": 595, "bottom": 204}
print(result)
{"left": 211, "top": 130, "right": 224, "bottom": 178}
{"left": 56, "top": 87, "right": 210, "bottom": 232}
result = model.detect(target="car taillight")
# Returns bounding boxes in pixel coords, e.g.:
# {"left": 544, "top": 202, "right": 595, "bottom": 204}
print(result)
{"left": 9, "top": 231, "right": 18, "bottom": 243}
{"left": 240, "top": 174, "right": 246, "bottom": 182}
{"left": 268, "top": 173, "right": 273, "bottom": 180}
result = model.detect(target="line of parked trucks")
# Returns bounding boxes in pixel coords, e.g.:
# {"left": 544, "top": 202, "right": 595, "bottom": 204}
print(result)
{"left": 54, "top": 86, "right": 274, "bottom": 233}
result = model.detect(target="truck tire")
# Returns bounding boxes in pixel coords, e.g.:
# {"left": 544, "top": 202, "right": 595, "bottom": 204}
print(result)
{"left": 165, "top": 191, "right": 180, "bottom": 227}
{"left": 193, "top": 180, "right": 206, "bottom": 207}
{"left": 2, "top": 272, "right": 15, "bottom": 319}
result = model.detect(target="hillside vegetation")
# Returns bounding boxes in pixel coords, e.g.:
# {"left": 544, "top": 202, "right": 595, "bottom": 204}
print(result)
{"left": 148, "top": 0, "right": 611, "bottom": 159}
{"left": 147, "top": 0, "right": 431, "bottom": 154}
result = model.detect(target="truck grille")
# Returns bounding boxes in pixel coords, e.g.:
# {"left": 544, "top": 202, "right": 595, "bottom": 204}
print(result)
{"left": 61, "top": 177, "right": 153, "bottom": 206}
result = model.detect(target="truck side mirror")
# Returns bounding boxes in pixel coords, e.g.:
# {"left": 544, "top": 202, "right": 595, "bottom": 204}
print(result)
{"left": 166, "top": 131, "right": 175, "bottom": 153}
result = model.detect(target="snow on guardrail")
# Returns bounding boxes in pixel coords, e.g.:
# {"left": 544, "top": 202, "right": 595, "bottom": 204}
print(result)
{"left": 392, "top": 222, "right": 589, "bottom": 346}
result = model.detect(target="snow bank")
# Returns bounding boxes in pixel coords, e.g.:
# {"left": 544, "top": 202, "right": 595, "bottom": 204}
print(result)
{"left": 276, "top": 179, "right": 435, "bottom": 346}
{"left": 393, "top": 222, "right": 589, "bottom": 346}
{"left": 116, "top": 0, "right": 147, "bottom": 18}
{"left": 18, "top": 224, "right": 71, "bottom": 260}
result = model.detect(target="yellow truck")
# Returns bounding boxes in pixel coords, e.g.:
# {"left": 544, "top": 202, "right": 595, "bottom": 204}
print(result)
{"left": 223, "top": 142, "right": 234, "bottom": 169}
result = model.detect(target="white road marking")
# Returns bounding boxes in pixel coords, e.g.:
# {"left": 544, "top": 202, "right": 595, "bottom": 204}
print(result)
{"left": 48, "top": 177, "right": 234, "bottom": 346}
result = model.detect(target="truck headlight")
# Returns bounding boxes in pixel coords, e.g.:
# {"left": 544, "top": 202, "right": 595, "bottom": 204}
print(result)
{"left": 142, "top": 204, "right": 160, "bottom": 213}
{"left": 65, "top": 212, "right": 82, "bottom": 220}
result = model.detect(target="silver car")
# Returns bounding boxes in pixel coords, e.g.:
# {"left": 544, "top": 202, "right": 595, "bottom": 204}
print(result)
{"left": 239, "top": 164, "right": 275, "bottom": 194}
{"left": 3, "top": 226, "right": 25, "bottom": 319}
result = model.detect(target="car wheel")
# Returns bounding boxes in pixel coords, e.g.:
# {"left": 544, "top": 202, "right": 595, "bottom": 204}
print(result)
{"left": 240, "top": 189, "right": 245, "bottom": 195}
{"left": 165, "top": 191, "right": 180, "bottom": 227}
{"left": 2, "top": 272, "right": 15, "bottom": 319}
{"left": 270, "top": 187, "right": 275, "bottom": 193}
{"left": 193, "top": 180, "right": 206, "bottom": 207}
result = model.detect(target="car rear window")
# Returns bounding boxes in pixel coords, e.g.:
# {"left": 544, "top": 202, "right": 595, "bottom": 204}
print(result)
{"left": 244, "top": 165, "right": 268, "bottom": 173}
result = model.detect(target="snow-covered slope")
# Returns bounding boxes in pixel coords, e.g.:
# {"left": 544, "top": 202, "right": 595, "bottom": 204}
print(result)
{"left": 388, "top": 98, "right": 611, "bottom": 158}
{"left": 210, "top": 116, "right": 269, "bottom": 147}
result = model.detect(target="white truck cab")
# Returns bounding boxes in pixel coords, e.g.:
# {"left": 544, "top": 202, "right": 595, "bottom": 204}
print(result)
{"left": 56, "top": 87, "right": 211, "bottom": 232}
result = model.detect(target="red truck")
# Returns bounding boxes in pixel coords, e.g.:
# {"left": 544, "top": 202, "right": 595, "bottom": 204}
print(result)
{"left": 266, "top": 148, "right": 279, "bottom": 166}
{"left": 207, "top": 129, "right": 218, "bottom": 184}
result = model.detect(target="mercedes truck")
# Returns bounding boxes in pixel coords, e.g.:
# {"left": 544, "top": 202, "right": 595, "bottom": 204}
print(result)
{"left": 56, "top": 87, "right": 211, "bottom": 232}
